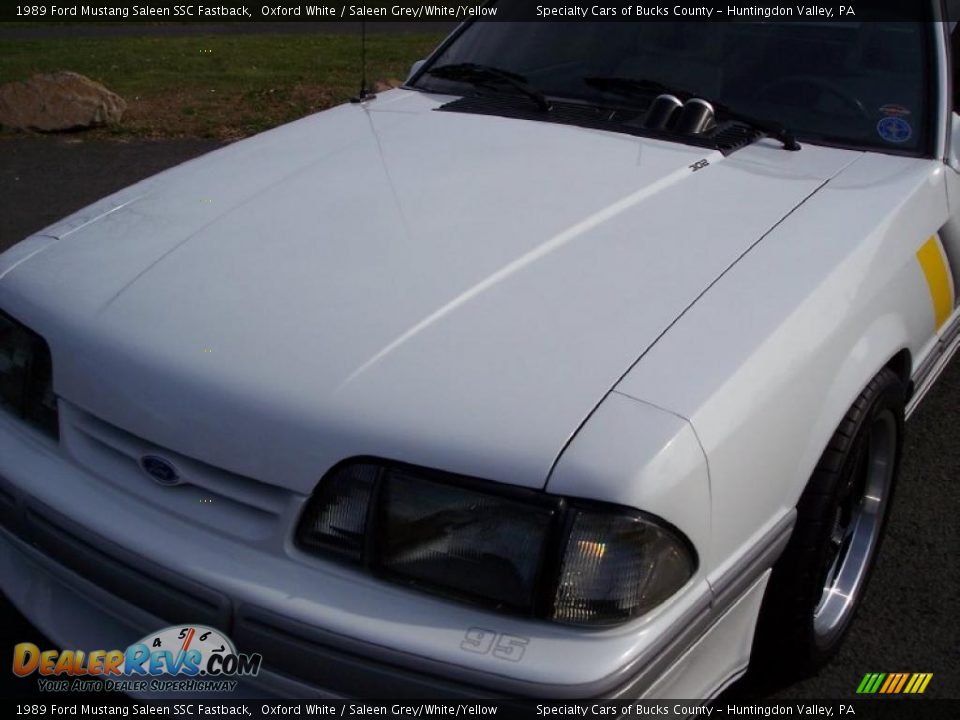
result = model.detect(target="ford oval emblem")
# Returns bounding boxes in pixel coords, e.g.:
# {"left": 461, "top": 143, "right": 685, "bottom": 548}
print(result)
{"left": 140, "top": 455, "right": 181, "bottom": 486}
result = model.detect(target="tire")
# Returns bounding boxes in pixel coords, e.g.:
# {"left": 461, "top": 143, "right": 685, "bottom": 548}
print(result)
{"left": 752, "top": 366, "right": 905, "bottom": 676}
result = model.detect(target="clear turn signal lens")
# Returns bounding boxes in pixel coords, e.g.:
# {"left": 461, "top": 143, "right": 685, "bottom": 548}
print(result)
{"left": 552, "top": 509, "right": 695, "bottom": 625}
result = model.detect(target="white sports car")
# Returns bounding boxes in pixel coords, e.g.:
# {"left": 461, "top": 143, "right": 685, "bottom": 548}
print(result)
{"left": 2, "top": 16, "right": 958, "bottom": 699}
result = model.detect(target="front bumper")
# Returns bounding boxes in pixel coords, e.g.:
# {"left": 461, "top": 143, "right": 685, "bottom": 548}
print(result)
{"left": 0, "top": 409, "right": 788, "bottom": 699}
{"left": 1, "top": 520, "right": 504, "bottom": 699}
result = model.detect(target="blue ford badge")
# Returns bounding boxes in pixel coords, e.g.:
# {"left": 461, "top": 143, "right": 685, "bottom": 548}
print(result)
{"left": 140, "top": 455, "right": 181, "bottom": 486}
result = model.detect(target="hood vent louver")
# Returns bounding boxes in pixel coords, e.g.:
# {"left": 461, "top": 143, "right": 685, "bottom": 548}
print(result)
{"left": 436, "top": 95, "right": 764, "bottom": 155}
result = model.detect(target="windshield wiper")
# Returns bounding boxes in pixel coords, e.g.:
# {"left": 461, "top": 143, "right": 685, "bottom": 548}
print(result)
{"left": 427, "top": 63, "right": 551, "bottom": 112}
{"left": 583, "top": 76, "right": 800, "bottom": 151}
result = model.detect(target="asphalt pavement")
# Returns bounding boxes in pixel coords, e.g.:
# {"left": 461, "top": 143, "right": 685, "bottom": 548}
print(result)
{"left": 0, "top": 134, "right": 957, "bottom": 700}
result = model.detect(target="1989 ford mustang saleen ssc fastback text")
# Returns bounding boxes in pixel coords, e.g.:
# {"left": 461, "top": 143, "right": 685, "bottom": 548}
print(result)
{"left": 2, "top": 13, "right": 960, "bottom": 699}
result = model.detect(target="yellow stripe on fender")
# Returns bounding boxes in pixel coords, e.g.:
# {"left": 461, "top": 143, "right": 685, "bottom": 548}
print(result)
{"left": 916, "top": 236, "right": 955, "bottom": 331}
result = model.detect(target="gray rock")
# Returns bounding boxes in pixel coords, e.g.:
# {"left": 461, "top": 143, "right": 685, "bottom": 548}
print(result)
{"left": 0, "top": 71, "right": 126, "bottom": 131}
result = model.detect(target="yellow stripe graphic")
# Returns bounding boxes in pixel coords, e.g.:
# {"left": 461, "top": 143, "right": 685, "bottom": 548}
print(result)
{"left": 904, "top": 674, "right": 918, "bottom": 693}
{"left": 917, "top": 673, "right": 933, "bottom": 694}
{"left": 917, "top": 236, "right": 955, "bottom": 330}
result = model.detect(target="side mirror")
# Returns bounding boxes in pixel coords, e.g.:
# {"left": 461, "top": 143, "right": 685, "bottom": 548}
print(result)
{"left": 949, "top": 113, "right": 960, "bottom": 171}
{"left": 408, "top": 59, "right": 426, "bottom": 82}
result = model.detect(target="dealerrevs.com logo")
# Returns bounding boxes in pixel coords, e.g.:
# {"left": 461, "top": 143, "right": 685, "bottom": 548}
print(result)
{"left": 12, "top": 625, "right": 262, "bottom": 693}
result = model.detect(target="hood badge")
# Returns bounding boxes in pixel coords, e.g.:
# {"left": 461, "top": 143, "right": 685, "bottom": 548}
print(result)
{"left": 140, "top": 455, "right": 182, "bottom": 486}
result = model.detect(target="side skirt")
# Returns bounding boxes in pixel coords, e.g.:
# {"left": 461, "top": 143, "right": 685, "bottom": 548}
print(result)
{"left": 907, "top": 312, "right": 960, "bottom": 419}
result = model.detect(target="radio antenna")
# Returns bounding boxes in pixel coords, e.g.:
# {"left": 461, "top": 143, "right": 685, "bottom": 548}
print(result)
{"left": 350, "top": 20, "right": 375, "bottom": 103}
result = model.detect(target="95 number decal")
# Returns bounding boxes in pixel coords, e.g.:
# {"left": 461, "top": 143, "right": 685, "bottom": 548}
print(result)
{"left": 460, "top": 627, "right": 530, "bottom": 662}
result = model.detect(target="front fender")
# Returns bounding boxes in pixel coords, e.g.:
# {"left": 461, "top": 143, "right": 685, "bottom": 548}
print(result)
{"left": 546, "top": 392, "right": 711, "bottom": 569}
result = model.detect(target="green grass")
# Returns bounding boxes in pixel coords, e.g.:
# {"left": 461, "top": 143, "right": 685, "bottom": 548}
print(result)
{"left": 0, "top": 32, "right": 445, "bottom": 138}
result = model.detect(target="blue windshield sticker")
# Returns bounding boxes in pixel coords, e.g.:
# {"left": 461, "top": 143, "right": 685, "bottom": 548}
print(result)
{"left": 877, "top": 116, "right": 912, "bottom": 144}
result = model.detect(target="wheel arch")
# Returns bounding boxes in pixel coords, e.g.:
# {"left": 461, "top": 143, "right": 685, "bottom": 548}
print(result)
{"left": 796, "top": 317, "right": 914, "bottom": 511}
{"left": 885, "top": 347, "right": 913, "bottom": 395}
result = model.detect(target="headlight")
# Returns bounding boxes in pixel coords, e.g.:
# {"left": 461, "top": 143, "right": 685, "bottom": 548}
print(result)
{"left": 0, "top": 310, "right": 58, "bottom": 438}
{"left": 296, "top": 461, "right": 696, "bottom": 625}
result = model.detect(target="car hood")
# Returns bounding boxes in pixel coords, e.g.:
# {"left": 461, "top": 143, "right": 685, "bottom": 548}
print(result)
{"left": 0, "top": 90, "right": 860, "bottom": 494}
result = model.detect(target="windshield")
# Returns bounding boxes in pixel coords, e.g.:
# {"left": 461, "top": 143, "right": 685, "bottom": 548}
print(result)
{"left": 413, "top": 19, "right": 934, "bottom": 155}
